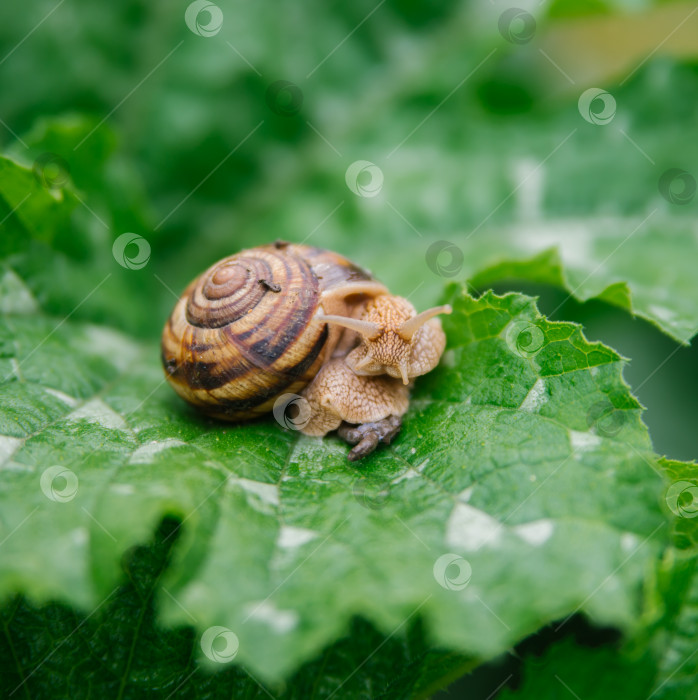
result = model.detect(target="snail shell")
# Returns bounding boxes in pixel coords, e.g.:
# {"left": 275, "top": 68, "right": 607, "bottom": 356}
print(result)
{"left": 161, "top": 242, "right": 388, "bottom": 420}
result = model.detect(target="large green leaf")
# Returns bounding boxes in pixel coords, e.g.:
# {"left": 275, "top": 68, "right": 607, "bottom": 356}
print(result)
{"left": 651, "top": 556, "right": 698, "bottom": 700}
{"left": 497, "top": 555, "right": 698, "bottom": 700}
{"left": 466, "top": 215, "right": 698, "bottom": 345}
{"left": 493, "top": 455, "right": 698, "bottom": 700}
{"left": 0, "top": 518, "right": 473, "bottom": 699}
{"left": 0, "top": 284, "right": 672, "bottom": 685}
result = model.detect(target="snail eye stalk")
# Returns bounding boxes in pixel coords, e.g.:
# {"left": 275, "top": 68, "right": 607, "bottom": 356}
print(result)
{"left": 398, "top": 305, "right": 452, "bottom": 341}
{"left": 315, "top": 314, "right": 382, "bottom": 340}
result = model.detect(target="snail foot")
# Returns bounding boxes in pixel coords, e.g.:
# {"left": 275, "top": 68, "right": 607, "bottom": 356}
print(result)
{"left": 337, "top": 414, "right": 402, "bottom": 462}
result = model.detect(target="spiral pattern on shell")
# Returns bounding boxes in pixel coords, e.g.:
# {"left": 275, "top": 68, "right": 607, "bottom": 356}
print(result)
{"left": 186, "top": 254, "right": 280, "bottom": 328}
{"left": 161, "top": 243, "right": 378, "bottom": 420}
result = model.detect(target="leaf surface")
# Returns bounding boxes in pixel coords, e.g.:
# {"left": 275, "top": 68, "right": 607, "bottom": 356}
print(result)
{"left": 0, "top": 286, "right": 670, "bottom": 683}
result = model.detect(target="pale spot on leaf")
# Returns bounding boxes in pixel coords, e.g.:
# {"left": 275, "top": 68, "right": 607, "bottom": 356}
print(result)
{"left": 514, "top": 519, "right": 555, "bottom": 546}
{"left": 277, "top": 526, "right": 319, "bottom": 549}
{"left": 129, "top": 439, "right": 187, "bottom": 464}
{"left": 569, "top": 430, "right": 602, "bottom": 451}
{"left": 0, "top": 435, "right": 23, "bottom": 466}
{"left": 228, "top": 477, "right": 279, "bottom": 508}
{"left": 446, "top": 503, "right": 501, "bottom": 551}
{"left": 68, "top": 399, "right": 129, "bottom": 431}
{"left": 520, "top": 378, "right": 548, "bottom": 413}
{"left": 243, "top": 600, "right": 299, "bottom": 634}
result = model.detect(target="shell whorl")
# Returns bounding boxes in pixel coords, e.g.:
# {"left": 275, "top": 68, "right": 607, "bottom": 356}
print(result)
{"left": 161, "top": 244, "right": 377, "bottom": 421}
{"left": 185, "top": 255, "right": 278, "bottom": 328}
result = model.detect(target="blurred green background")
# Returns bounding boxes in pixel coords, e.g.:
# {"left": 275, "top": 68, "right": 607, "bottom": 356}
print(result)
{"left": 2, "top": 0, "right": 698, "bottom": 695}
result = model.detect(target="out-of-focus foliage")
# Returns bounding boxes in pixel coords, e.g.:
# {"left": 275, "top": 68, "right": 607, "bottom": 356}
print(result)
{"left": 2, "top": 1, "right": 698, "bottom": 338}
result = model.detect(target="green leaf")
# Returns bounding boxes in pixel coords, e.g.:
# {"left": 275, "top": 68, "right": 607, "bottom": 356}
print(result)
{"left": 466, "top": 216, "right": 698, "bottom": 345}
{"left": 496, "top": 454, "right": 698, "bottom": 700}
{"left": 659, "top": 457, "right": 698, "bottom": 551}
{"left": 498, "top": 636, "right": 657, "bottom": 700}
{"left": 1, "top": 122, "right": 161, "bottom": 339}
{"left": 651, "top": 555, "right": 698, "bottom": 700}
{"left": 0, "top": 518, "right": 473, "bottom": 699}
{"left": 0, "top": 286, "right": 671, "bottom": 684}
{"left": 647, "top": 459, "right": 698, "bottom": 699}
{"left": 0, "top": 155, "right": 77, "bottom": 257}
{"left": 497, "top": 557, "right": 698, "bottom": 700}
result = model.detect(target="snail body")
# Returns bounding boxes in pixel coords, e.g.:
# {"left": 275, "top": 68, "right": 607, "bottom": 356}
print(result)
{"left": 161, "top": 242, "right": 450, "bottom": 460}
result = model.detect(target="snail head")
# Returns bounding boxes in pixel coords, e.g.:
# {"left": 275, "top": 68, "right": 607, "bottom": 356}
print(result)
{"left": 316, "top": 295, "right": 451, "bottom": 384}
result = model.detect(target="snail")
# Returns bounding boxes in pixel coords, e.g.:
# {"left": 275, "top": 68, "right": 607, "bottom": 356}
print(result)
{"left": 161, "top": 242, "right": 451, "bottom": 460}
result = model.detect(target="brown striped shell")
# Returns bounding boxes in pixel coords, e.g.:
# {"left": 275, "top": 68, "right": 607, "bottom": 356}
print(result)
{"left": 161, "top": 242, "right": 388, "bottom": 420}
